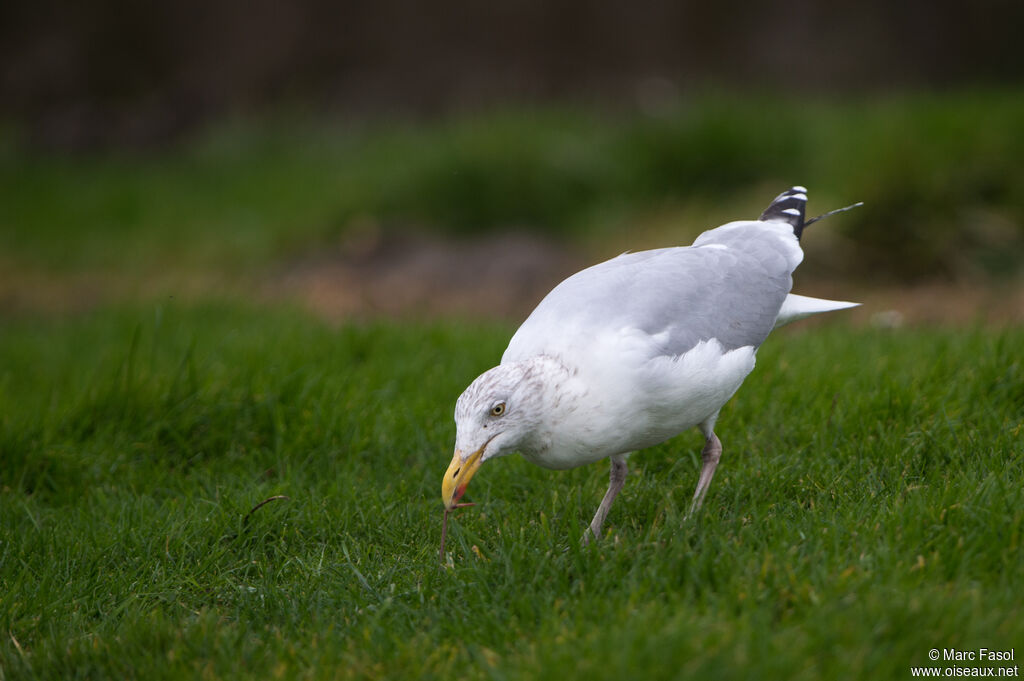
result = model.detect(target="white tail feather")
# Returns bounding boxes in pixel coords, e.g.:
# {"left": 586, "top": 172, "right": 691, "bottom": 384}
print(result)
{"left": 774, "top": 294, "right": 860, "bottom": 328}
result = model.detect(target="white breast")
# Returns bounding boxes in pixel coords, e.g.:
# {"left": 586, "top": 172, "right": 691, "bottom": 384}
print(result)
{"left": 519, "top": 336, "right": 757, "bottom": 470}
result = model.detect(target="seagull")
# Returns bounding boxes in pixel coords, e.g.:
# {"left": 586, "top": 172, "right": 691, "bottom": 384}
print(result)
{"left": 441, "top": 187, "right": 860, "bottom": 544}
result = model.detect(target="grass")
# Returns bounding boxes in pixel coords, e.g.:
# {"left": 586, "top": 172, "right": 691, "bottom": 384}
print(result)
{"left": 1, "top": 304, "right": 1022, "bottom": 679}
{"left": 2, "top": 90, "right": 1023, "bottom": 282}
{"left": 1, "top": 88, "right": 1021, "bottom": 678}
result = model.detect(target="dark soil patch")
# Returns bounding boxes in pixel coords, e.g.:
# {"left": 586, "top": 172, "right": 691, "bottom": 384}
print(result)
{"left": 273, "top": 227, "right": 587, "bottom": 321}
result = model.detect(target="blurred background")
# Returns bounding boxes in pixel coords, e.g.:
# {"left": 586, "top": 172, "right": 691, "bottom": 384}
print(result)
{"left": 2, "top": 0, "right": 1023, "bottom": 322}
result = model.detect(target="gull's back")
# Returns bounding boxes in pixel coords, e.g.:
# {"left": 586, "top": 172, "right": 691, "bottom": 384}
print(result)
{"left": 503, "top": 217, "right": 803, "bottom": 366}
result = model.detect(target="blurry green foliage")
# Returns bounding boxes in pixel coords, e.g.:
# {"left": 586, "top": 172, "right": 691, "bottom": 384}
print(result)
{"left": 1, "top": 91, "right": 1021, "bottom": 281}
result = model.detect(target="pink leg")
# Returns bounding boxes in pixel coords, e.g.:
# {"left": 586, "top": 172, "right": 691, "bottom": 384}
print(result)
{"left": 688, "top": 431, "right": 722, "bottom": 518}
{"left": 584, "top": 454, "right": 628, "bottom": 544}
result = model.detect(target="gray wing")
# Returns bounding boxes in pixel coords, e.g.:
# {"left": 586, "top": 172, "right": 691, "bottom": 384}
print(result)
{"left": 504, "top": 222, "right": 798, "bottom": 362}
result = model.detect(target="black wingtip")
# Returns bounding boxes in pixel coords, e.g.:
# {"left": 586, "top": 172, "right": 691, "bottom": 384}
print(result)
{"left": 759, "top": 186, "right": 808, "bottom": 239}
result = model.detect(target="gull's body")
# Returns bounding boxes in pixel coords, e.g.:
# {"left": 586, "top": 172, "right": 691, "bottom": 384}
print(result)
{"left": 442, "top": 187, "right": 858, "bottom": 542}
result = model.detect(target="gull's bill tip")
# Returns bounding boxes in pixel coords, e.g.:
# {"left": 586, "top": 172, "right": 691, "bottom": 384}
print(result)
{"left": 442, "top": 446, "right": 485, "bottom": 510}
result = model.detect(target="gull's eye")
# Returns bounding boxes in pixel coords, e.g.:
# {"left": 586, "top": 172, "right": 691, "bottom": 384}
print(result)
{"left": 490, "top": 402, "right": 506, "bottom": 417}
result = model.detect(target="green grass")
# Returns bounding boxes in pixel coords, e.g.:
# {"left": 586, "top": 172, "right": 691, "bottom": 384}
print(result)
{"left": 3, "top": 90, "right": 1024, "bottom": 281}
{"left": 1, "top": 305, "right": 1021, "bottom": 679}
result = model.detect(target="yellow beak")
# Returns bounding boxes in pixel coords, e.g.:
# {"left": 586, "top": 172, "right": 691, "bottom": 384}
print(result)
{"left": 442, "top": 446, "right": 485, "bottom": 510}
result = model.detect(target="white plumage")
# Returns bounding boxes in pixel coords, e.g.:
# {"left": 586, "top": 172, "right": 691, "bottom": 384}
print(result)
{"left": 441, "top": 187, "right": 859, "bottom": 543}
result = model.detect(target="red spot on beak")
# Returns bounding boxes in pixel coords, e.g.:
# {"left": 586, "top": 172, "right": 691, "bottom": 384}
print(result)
{"left": 454, "top": 484, "right": 467, "bottom": 503}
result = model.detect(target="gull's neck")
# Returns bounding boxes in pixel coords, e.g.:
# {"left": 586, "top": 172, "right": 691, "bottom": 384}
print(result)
{"left": 502, "top": 354, "right": 604, "bottom": 469}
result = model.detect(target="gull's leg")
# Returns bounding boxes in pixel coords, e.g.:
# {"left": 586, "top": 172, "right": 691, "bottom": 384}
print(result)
{"left": 687, "top": 418, "right": 723, "bottom": 518}
{"left": 584, "top": 454, "right": 628, "bottom": 545}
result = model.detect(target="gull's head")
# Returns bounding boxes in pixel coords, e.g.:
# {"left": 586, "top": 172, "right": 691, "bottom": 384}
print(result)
{"left": 442, "top": 360, "right": 551, "bottom": 510}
